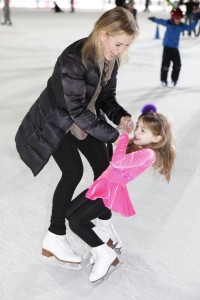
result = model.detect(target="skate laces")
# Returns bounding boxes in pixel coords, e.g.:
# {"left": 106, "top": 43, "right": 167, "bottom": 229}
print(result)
{"left": 56, "top": 235, "right": 75, "bottom": 253}
{"left": 91, "top": 255, "right": 103, "bottom": 274}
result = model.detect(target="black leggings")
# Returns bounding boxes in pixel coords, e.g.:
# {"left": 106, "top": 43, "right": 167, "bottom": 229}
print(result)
{"left": 48, "top": 132, "right": 111, "bottom": 235}
{"left": 65, "top": 190, "right": 111, "bottom": 247}
{"left": 161, "top": 47, "right": 181, "bottom": 83}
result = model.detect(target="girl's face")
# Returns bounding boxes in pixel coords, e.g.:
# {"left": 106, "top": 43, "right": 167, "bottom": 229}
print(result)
{"left": 100, "top": 32, "right": 133, "bottom": 60}
{"left": 133, "top": 119, "right": 161, "bottom": 146}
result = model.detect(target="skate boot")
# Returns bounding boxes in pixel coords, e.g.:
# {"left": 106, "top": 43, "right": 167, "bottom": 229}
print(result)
{"left": 171, "top": 81, "right": 177, "bottom": 87}
{"left": 96, "top": 219, "right": 122, "bottom": 250}
{"left": 84, "top": 226, "right": 113, "bottom": 264}
{"left": 161, "top": 81, "right": 168, "bottom": 87}
{"left": 42, "top": 231, "right": 81, "bottom": 267}
{"left": 89, "top": 243, "right": 119, "bottom": 283}
{"left": 93, "top": 226, "right": 113, "bottom": 247}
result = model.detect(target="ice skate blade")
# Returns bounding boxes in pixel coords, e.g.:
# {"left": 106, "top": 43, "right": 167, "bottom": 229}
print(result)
{"left": 111, "top": 242, "right": 122, "bottom": 253}
{"left": 38, "top": 254, "right": 82, "bottom": 270}
{"left": 42, "top": 248, "right": 81, "bottom": 263}
{"left": 91, "top": 261, "right": 124, "bottom": 287}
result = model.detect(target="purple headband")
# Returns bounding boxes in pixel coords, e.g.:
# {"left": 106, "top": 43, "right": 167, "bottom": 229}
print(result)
{"left": 141, "top": 104, "right": 163, "bottom": 135}
{"left": 141, "top": 104, "right": 157, "bottom": 114}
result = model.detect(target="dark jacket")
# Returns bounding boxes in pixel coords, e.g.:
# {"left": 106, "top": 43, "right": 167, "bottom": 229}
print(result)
{"left": 15, "top": 38, "right": 131, "bottom": 176}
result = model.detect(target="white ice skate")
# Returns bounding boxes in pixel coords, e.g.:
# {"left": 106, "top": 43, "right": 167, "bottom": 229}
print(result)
{"left": 89, "top": 243, "right": 119, "bottom": 283}
{"left": 41, "top": 230, "right": 82, "bottom": 270}
{"left": 96, "top": 218, "right": 122, "bottom": 251}
{"left": 83, "top": 226, "right": 113, "bottom": 266}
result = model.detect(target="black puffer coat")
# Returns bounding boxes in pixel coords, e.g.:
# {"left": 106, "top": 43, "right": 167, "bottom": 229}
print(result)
{"left": 15, "top": 38, "right": 131, "bottom": 176}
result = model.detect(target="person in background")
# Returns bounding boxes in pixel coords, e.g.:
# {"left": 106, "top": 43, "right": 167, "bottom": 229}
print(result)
{"left": 1, "top": 0, "right": 12, "bottom": 26}
{"left": 178, "top": 0, "right": 199, "bottom": 35}
{"left": 15, "top": 7, "right": 138, "bottom": 268}
{"left": 126, "top": 0, "right": 138, "bottom": 23}
{"left": 148, "top": 8, "right": 198, "bottom": 87}
{"left": 53, "top": 2, "right": 63, "bottom": 13}
{"left": 70, "top": 0, "right": 75, "bottom": 13}
{"left": 144, "top": 0, "right": 151, "bottom": 12}
{"left": 115, "top": 0, "right": 126, "bottom": 7}
{"left": 65, "top": 104, "right": 176, "bottom": 283}
{"left": 192, "top": 5, "right": 200, "bottom": 36}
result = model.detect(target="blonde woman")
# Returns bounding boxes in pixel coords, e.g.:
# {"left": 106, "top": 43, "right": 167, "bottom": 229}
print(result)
{"left": 15, "top": 7, "right": 138, "bottom": 267}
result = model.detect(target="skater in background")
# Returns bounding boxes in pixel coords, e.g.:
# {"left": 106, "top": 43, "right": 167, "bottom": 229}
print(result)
{"left": 65, "top": 104, "right": 176, "bottom": 283}
{"left": 192, "top": 6, "right": 200, "bottom": 36}
{"left": 1, "top": 0, "right": 12, "bottom": 25}
{"left": 115, "top": 0, "right": 126, "bottom": 7}
{"left": 148, "top": 8, "right": 198, "bottom": 87}
{"left": 126, "top": 0, "right": 138, "bottom": 23}
{"left": 178, "top": 0, "right": 199, "bottom": 35}
{"left": 70, "top": 0, "right": 75, "bottom": 13}
{"left": 144, "top": 0, "right": 151, "bottom": 12}
{"left": 15, "top": 7, "right": 138, "bottom": 268}
{"left": 53, "top": 2, "right": 63, "bottom": 13}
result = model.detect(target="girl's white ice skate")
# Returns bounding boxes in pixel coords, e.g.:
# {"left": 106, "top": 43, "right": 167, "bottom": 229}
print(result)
{"left": 96, "top": 218, "right": 122, "bottom": 251}
{"left": 89, "top": 243, "right": 119, "bottom": 283}
{"left": 83, "top": 226, "right": 113, "bottom": 266}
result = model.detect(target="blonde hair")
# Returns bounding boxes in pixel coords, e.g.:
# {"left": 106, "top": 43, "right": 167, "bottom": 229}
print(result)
{"left": 82, "top": 7, "right": 139, "bottom": 68}
{"left": 127, "top": 111, "right": 176, "bottom": 182}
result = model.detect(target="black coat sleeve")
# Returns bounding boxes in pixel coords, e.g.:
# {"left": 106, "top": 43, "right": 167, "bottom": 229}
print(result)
{"left": 60, "top": 55, "right": 119, "bottom": 143}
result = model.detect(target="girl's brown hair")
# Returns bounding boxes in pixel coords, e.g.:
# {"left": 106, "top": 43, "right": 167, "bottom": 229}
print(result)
{"left": 82, "top": 7, "right": 139, "bottom": 67}
{"left": 127, "top": 111, "right": 176, "bottom": 182}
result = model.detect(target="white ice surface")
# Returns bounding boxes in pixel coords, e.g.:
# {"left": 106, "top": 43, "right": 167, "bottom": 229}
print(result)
{"left": 1, "top": 8, "right": 200, "bottom": 300}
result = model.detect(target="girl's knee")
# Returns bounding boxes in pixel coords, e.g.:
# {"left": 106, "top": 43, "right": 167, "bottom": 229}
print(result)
{"left": 68, "top": 216, "right": 80, "bottom": 234}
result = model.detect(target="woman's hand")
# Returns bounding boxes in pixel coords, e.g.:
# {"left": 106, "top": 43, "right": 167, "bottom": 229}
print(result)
{"left": 116, "top": 125, "right": 126, "bottom": 135}
{"left": 119, "top": 116, "right": 134, "bottom": 134}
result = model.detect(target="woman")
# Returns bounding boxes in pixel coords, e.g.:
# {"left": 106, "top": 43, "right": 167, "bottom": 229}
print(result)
{"left": 15, "top": 7, "right": 138, "bottom": 266}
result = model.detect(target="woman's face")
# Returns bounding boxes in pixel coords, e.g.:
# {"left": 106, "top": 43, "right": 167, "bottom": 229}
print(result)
{"left": 100, "top": 32, "right": 133, "bottom": 60}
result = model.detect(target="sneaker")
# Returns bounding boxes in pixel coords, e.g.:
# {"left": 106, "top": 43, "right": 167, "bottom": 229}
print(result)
{"left": 42, "top": 230, "right": 81, "bottom": 264}
{"left": 96, "top": 219, "right": 122, "bottom": 250}
{"left": 171, "top": 81, "right": 177, "bottom": 87}
{"left": 161, "top": 81, "right": 168, "bottom": 87}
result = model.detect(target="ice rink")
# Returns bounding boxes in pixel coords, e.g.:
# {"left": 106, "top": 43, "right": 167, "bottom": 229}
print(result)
{"left": 1, "top": 6, "right": 200, "bottom": 300}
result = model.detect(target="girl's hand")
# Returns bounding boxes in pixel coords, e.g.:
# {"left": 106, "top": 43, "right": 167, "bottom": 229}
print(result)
{"left": 114, "top": 126, "right": 127, "bottom": 145}
{"left": 119, "top": 116, "right": 134, "bottom": 134}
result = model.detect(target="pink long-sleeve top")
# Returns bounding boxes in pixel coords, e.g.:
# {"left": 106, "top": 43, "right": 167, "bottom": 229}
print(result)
{"left": 86, "top": 134, "right": 156, "bottom": 217}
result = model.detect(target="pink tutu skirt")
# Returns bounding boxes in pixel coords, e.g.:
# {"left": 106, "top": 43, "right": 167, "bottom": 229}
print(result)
{"left": 86, "top": 177, "right": 135, "bottom": 217}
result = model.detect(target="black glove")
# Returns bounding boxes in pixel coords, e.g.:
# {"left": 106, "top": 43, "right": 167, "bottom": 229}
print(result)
{"left": 148, "top": 17, "right": 156, "bottom": 22}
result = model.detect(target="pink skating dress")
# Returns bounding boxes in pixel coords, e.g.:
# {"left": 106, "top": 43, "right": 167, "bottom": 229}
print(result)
{"left": 86, "top": 134, "right": 156, "bottom": 217}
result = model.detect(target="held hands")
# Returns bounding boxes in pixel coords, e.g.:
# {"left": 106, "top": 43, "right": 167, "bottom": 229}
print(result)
{"left": 114, "top": 116, "right": 134, "bottom": 145}
{"left": 119, "top": 116, "right": 134, "bottom": 134}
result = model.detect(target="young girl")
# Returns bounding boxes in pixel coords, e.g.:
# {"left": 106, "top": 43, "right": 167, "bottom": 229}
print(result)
{"left": 64, "top": 104, "right": 176, "bottom": 283}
